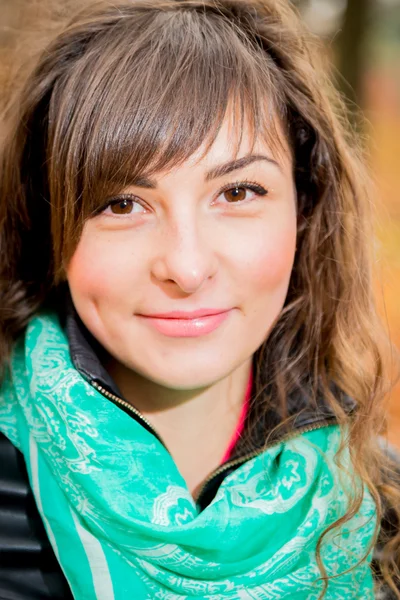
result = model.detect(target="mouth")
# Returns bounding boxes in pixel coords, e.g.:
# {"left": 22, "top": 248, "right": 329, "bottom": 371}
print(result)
{"left": 140, "top": 308, "right": 231, "bottom": 319}
{"left": 136, "top": 309, "right": 233, "bottom": 338}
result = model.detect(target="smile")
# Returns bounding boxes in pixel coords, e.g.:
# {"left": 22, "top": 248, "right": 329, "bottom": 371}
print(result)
{"left": 137, "top": 310, "right": 232, "bottom": 337}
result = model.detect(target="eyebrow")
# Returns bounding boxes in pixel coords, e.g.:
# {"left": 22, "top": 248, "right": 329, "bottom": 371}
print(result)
{"left": 205, "top": 154, "right": 281, "bottom": 181}
{"left": 126, "top": 154, "right": 281, "bottom": 189}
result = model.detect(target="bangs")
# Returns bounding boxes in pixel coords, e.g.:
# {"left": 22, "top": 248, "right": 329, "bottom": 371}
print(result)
{"left": 46, "top": 5, "right": 287, "bottom": 257}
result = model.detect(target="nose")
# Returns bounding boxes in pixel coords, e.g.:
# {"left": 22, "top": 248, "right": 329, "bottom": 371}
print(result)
{"left": 151, "top": 212, "right": 217, "bottom": 294}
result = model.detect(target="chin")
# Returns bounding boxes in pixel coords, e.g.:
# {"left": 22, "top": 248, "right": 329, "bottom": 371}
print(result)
{"left": 133, "top": 355, "right": 239, "bottom": 391}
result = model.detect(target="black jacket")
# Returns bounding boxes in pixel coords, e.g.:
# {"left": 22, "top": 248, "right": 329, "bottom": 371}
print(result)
{"left": 0, "top": 306, "right": 399, "bottom": 599}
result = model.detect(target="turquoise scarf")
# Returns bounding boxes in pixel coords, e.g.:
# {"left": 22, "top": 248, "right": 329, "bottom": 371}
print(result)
{"left": 0, "top": 313, "right": 378, "bottom": 599}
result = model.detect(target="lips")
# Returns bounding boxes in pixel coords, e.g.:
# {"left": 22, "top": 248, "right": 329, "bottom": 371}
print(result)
{"left": 137, "top": 309, "right": 233, "bottom": 337}
{"left": 140, "top": 308, "right": 230, "bottom": 319}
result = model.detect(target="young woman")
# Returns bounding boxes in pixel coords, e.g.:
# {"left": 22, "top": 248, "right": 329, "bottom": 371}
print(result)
{"left": 0, "top": 0, "right": 399, "bottom": 598}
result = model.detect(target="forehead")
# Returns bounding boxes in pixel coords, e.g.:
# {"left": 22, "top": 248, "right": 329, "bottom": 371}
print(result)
{"left": 206, "top": 108, "right": 288, "bottom": 163}
{"left": 151, "top": 105, "right": 292, "bottom": 181}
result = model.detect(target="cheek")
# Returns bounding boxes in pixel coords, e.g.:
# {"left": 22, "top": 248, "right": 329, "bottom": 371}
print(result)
{"left": 241, "top": 222, "right": 297, "bottom": 294}
{"left": 66, "top": 228, "right": 136, "bottom": 301}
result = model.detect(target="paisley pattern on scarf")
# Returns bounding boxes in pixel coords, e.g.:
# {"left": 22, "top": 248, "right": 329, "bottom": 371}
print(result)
{"left": 0, "top": 313, "right": 378, "bottom": 599}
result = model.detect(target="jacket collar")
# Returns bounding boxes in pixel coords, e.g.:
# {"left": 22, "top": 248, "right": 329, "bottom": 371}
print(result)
{"left": 64, "top": 296, "right": 123, "bottom": 398}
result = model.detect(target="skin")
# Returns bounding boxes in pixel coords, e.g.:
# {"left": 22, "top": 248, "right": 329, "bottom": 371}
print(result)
{"left": 66, "top": 110, "right": 297, "bottom": 496}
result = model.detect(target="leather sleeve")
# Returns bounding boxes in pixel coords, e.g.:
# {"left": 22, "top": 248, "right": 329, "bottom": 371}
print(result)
{"left": 371, "top": 439, "right": 400, "bottom": 600}
{"left": 0, "top": 433, "right": 73, "bottom": 600}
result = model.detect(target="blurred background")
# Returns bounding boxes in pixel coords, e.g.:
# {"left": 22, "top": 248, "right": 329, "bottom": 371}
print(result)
{"left": 0, "top": 0, "right": 399, "bottom": 447}
{"left": 299, "top": 0, "right": 400, "bottom": 451}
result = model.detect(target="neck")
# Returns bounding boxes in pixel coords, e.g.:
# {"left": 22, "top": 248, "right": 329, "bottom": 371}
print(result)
{"left": 105, "top": 357, "right": 253, "bottom": 445}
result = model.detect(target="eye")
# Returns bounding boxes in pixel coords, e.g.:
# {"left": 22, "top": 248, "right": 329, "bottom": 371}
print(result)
{"left": 216, "top": 181, "right": 268, "bottom": 205}
{"left": 101, "top": 195, "right": 146, "bottom": 216}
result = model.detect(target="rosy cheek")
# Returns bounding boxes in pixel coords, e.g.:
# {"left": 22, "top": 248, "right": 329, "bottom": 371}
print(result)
{"left": 66, "top": 233, "right": 126, "bottom": 300}
{"left": 245, "top": 224, "right": 297, "bottom": 291}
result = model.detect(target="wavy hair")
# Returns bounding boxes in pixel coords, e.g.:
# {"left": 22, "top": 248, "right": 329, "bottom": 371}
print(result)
{"left": 0, "top": 0, "right": 399, "bottom": 596}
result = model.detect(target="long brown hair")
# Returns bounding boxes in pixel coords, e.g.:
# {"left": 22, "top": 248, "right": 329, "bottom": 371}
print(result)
{"left": 1, "top": 0, "right": 399, "bottom": 596}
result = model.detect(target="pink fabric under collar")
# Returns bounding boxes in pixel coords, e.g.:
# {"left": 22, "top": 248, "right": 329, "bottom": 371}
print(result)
{"left": 220, "top": 366, "right": 253, "bottom": 464}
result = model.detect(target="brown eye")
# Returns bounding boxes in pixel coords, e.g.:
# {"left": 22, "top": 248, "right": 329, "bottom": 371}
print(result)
{"left": 110, "top": 199, "right": 134, "bottom": 214}
{"left": 223, "top": 187, "right": 247, "bottom": 203}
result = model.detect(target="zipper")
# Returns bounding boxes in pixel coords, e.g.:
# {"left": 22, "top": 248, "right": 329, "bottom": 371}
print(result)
{"left": 90, "top": 380, "right": 167, "bottom": 449}
{"left": 91, "top": 380, "right": 337, "bottom": 509}
{"left": 194, "top": 416, "right": 338, "bottom": 507}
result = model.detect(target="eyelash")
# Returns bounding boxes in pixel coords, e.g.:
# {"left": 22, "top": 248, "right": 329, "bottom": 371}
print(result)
{"left": 98, "top": 179, "right": 269, "bottom": 216}
{"left": 216, "top": 179, "right": 269, "bottom": 203}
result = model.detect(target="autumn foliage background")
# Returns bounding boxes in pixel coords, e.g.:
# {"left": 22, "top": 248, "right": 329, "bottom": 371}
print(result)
{"left": 1, "top": 0, "right": 399, "bottom": 447}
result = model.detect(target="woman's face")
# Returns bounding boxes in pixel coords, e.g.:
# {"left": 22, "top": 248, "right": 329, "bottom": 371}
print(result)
{"left": 67, "top": 114, "right": 297, "bottom": 389}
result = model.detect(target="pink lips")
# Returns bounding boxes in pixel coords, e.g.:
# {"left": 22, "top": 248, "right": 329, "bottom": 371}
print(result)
{"left": 137, "top": 308, "right": 232, "bottom": 337}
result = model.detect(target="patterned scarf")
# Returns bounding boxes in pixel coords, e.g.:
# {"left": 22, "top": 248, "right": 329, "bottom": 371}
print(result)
{"left": 0, "top": 313, "right": 378, "bottom": 599}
